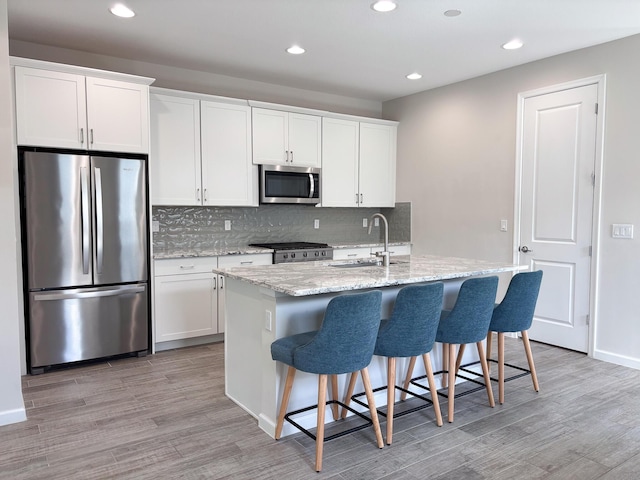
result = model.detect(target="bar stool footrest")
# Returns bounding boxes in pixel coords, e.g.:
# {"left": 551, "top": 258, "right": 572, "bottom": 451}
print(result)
{"left": 350, "top": 385, "right": 435, "bottom": 419}
{"left": 459, "top": 359, "right": 532, "bottom": 383}
{"left": 284, "top": 400, "right": 374, "bottom": 443}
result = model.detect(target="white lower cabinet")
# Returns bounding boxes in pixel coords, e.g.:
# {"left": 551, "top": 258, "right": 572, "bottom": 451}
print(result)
{"left": 154, "top": 253, "right": 272, "bottom": 344}
{"left": 154, "top": 257, "right": 219, "bottom": 343}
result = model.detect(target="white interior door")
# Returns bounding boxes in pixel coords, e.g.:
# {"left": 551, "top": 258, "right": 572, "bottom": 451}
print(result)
{"left": 519, "top": 84, "right": 598, "bottom": 352}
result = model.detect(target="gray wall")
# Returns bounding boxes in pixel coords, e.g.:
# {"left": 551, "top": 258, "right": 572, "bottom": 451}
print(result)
{"left": 384, "top": 34, "right": 640, "bottom": 369}
{"left": 0, "top": 0, "right": 26, "bottom": 426}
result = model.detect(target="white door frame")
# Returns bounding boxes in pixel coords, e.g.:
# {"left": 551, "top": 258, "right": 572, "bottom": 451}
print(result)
{"left": 513, "top": 75, "right": 606, "bottom": 358}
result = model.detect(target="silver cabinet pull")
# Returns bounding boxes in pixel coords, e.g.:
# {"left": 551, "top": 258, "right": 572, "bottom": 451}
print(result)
{"left": 240, "top": 261, "right": 254, "bottom": 265}
{"left": 219, "top": 276, "right": 224, "bottom": 289}
{"left": 80, "top": 127, "right": 84, "bottom": 145}
{"left": 90, "top": 128, "right": 94, "bottom": 145}
{"left": 356, "top": 193, "right": 359, "bottom": 204}
{"left": 213, "top": 277, "right": 217, "bottom": 290}
{"left": 360, "top": 193, "right": 363, "bottom": 204}
{"left": 204, "top": 188, "right": 208, "bottom": 202}
{"left": 290, "top": 150, "right": 294, "bottom": 163}
{"left": 196, "top": 188, "right": 201, "bottom": 202}
{"left": 179, "top": 264, "right": 195, "bottom": 270}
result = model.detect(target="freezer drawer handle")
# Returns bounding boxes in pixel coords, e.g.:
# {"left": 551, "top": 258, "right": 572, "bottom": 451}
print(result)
{"left": 33, "top": 286, "right": 146, "bottom": 301}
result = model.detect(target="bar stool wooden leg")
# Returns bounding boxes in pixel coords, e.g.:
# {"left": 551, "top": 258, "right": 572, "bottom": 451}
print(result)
{"left": 447, "top": 343, "right": 456, "bottom": 422}
{"left": 400, "top": 356, "right": 417, "bottom": 401}
{"left": 455, "top": 343, "right": 466, "bottom": 375}
{"left": 521, "top": 330, "right": 540, "bottom": 392}
{"left": 476, "top": 341, "right": 495, "bottom": 407}
{"left": 275, "top": 366, "right": 296, "bottom": 440}
{"left": 330, "top": 375, "right": 339, "bottom": 420}
{"left": 315, "top": 374, "right": 328, "bottom": 472}
{"left": 361, "top": 367, "right": 384, "bottom": 449}
{"left": 422, "top": 352, "right": 443, "bottom": 426}
{"left": 498, "top": 332, "right": 505, "bottom": 404}
{"left": 486, "top": 331, "right": 493, "bottom": 374}
{"left": 386, "top": 357, "right": 396, "bottom": 445}
{"left": 442, "top": 343, "right": 450, "bottom": 388}
{"left": 341, "top": 372, "right": 358, "bottom": 419}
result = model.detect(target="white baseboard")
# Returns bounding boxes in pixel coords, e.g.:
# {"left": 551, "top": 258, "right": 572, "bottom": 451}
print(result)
{"left": 593, "top": 349, "right": 640, "bottom": 370}
{"left": 0, "top": 407, "right": 27, "bottom": 427}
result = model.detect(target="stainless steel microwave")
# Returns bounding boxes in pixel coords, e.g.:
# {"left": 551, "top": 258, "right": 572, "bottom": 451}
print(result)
{"left": 259, "top": 164, "right": 321, "bottom": 205}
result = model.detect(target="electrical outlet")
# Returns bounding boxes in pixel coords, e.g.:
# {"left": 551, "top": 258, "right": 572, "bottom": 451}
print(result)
{"left": 314, "top": 219, "right": 320, "bottom": 229}
{"left": 363, "top": 218, "right": 368, "bottom": 228}
{"left": 264, "top": 310, "right": 272, "bottom": 331}
{"left": 224, "top": 220, "right": 231, "bottom": 231}
{"left": 152, "top": 220, "right": 160, "bottom": 232}
{"left": 374, "top": 217, "right": 380, "bottom": 227}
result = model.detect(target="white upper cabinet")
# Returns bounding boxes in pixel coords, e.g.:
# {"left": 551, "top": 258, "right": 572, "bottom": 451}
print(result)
{"left": 321, "top": 117, "right": 360, "bottom": 207}
{"left": 322, "top": 118, "right": 397, "bottom": 207}
{"left": 14, "top": 64, "right": 150, "bottom": 153}
{"left": 149, "top": 89, "right": 257, "bottom": 207}
{"left": 358, "top": 122, "right": 397, "bottom": 207}
{"left": 150, "top": 93, "right": 201, "bottom": 205}
{"left": 252, "top": 107, "right": 321, "bottom": 167}
{"left": 200, "top": 101, "right": 256, "bottom": 206}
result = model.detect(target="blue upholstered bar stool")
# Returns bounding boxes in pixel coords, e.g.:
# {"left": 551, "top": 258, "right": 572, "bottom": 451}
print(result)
{"left": 406, "top": 276, "right": 498, "bottom": 423}
{"left": 342, "top": 283, "right": 444, "bottom": 445}
{"left": 485, "top": 270, "right": 543, "bottom": 404}
{"left": 270, "top": 290, "right": 384, "bottom": 472}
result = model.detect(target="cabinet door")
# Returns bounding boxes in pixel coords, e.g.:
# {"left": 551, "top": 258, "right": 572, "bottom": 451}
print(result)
{"left": 14, "top": 66, "right": 87, "bottom": 149}
{"left": 288, "top": 113, "right": 321, "bottom": 167}
{"left": 154, "top": 273, "right": 218, "bottom": 342}
{"left": 358, "top": 122, "right": 397, "bottom": 207}
{"left": 86, "top": 77, "right": 149, "bottom": 153}
{"left": 252, "top": 108, "right": 288, "bottom": 164}
{"left": 321, "top": 117, "right": 359, "bottom": 207}
{"left": 201, "top": 101, "right": 257, "bottom": 206}
{"left": 150, "top": 94, "right": 202, "bottom": 205}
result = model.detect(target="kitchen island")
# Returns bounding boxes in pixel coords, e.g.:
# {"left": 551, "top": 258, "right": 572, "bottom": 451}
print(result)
{"left": 216, "top": 254, "right": 525, "bottom": 438}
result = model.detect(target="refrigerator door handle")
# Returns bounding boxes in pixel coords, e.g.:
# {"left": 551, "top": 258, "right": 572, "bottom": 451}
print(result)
{"left": 80, "top": 166, "right": 90, "bottom": 275}
{"left": 33, "top": 285, "right": 146, "bottom": 301}
{"left": 94, "top": 166, "right": 104, "bottom": 274}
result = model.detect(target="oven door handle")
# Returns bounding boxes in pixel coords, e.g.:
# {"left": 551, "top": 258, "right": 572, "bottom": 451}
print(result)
{"left": 308, "top": 173, "right": 315, "bottom": 198}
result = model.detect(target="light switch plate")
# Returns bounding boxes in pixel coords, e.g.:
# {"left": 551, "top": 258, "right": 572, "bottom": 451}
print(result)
{"left": 224, "top": 220, "right": 231, "bottom": 231}
{"left": 500, "top": 219, "right": 508, "bottom": 232}
{"left": 314, "top": 219, "right": 320, "bottom": 229}
{"left": 374, "top": 217, "right": 380, "bottom": 227}
{"left": 363, "top": 218, "right": 368, "bottom": 228}
{"left": 612, "top": 223, "right": 633, "bottom": 239}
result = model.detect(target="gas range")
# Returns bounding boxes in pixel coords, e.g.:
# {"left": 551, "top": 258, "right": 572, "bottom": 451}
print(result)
{"left": 249, "top": 242, "right": 333, "bottom": 264}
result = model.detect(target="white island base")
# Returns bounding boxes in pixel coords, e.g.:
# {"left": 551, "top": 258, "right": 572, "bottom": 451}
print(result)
{"left": 225, "top": 276, "right": 482, "bottom": 438}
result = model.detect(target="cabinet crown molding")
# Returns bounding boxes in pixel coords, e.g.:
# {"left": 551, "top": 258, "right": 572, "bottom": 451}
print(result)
{"left": 10, "top": 56, "right": 155, "bottom": 86}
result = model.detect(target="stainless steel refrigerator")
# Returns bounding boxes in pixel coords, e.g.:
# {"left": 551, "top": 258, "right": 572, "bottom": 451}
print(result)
{"left": 20, "top": 148, "right": 149, "bottom": 374}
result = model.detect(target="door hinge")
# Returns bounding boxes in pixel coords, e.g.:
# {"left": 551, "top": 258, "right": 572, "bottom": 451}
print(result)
{"left": 589, "top": 246, "right": 593, "bottom": 257}
{"left": 595, "top": 103, "right": 599, "bottom": 115}
{"left": 586, "top": 314, "right": 590, "bottom": 325}
{"left": 591, "top": 172, "right": 595, "bottom": 186}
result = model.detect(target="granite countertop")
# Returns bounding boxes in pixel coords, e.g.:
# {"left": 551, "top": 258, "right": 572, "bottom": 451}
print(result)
{"left": 153, "top": 242, "right": 412, "bottom": 259}
{"left": 153, "top": 246, "right": 273, "bottom": 259}
{"left": 214, "top": 254, "right": 526, "bottom": 296}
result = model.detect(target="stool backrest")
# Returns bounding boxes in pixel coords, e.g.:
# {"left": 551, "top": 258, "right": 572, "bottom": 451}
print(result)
{"left": 375, "top": 283, "right": 444, "bottom": 357}
{"left": 294, "top": 290, "right": 382, "bottom": 375}
{"left": 490, "top": 270, "right": 543, "bottom": 332}
{"left": 437, "top": 276, "right": 499, "bottom": 344}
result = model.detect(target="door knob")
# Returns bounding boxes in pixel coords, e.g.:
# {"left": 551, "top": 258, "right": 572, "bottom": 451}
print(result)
{"left": 519, "top": 245, "right": 533, "bottom": 253}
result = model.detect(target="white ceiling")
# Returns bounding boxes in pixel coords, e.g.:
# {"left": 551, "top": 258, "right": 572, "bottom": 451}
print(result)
{"left": 7, "top": 0, "right": 640, "bottom": 102}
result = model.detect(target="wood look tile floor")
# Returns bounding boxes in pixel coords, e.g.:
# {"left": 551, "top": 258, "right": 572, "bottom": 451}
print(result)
{"left": 1, "top": 339, "right": 640, "bottom": 479}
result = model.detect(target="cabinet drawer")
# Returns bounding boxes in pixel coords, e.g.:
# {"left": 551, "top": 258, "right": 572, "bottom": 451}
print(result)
{"left": 154, "top": 257, "right": 218, "bottom": 276}
{"left": 218, "top": 253, "right": 272, "bottom": 267}
{"left": 373, "top": 244, "right": 412, "bottom": 256}
{"left": 332, "top": 248, "right": 372, "bottom": 260}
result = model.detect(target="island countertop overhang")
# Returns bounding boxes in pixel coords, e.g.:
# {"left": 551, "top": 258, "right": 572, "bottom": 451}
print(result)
{"left": 213, "top": 254, "right": 527, "bottom": 297}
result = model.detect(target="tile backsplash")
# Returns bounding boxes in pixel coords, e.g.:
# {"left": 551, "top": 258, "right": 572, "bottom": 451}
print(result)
{"left": 152, "top": 202, "right": 411, "bottom": 251}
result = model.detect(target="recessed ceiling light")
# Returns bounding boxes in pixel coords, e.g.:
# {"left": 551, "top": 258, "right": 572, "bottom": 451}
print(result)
{"left": 109, "top": 3, "right": 135, "bottom": 18}
{"left": 502, "top": 39, "right": 524, "bottom": 50}
{"left": 444, "top": 9, "right": 462, "bottom": 17}
{"left": 286, "top": 45, "right": 306, "bottom": 55}
{"left": 406, "top": 73, "right": 422, "bottom": 80}
{"left": 371, "top": 1, "right": 397, "bottom": 13}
